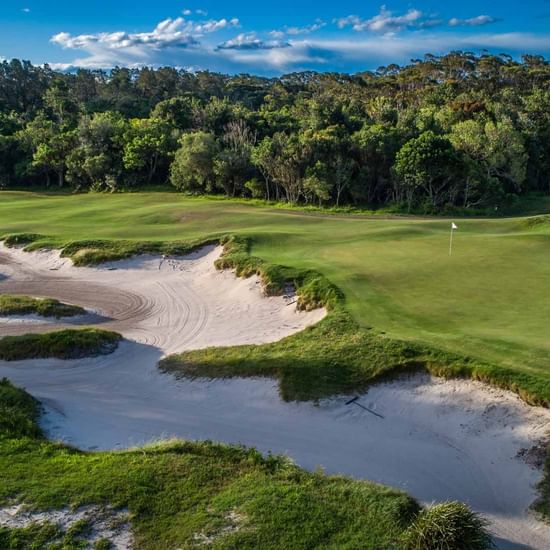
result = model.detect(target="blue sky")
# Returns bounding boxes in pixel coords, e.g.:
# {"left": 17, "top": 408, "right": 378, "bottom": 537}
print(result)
{"left": 1, "top": 1, "right": 549, "bottom": 74}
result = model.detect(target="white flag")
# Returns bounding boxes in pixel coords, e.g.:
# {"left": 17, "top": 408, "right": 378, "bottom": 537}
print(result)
{"left": 451, "top": 223, "right": 458, "bottom": 230}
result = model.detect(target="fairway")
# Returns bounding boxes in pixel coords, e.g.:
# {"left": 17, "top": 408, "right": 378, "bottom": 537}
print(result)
{"left": 1, "top": 191, "right": 549, "bottom": 379}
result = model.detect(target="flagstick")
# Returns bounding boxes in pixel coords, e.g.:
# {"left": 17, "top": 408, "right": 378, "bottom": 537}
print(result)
{"left": 449, "top": 226, "right": 454, "bottom": 256}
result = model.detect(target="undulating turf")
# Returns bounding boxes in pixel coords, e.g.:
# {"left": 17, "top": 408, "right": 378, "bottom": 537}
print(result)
{"left": 0, "top": 329, "right": 121, "bottom": 361}
{"left": 0, "top": 295, "right": 85, "bottom": 318}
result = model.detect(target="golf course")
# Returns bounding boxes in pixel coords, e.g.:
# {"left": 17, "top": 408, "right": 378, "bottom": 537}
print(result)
{"left": 1, "top": 191, "right": 549, "bottom": 380}
{"left": 1, "top": 190, "right": 550, "bottom": 549}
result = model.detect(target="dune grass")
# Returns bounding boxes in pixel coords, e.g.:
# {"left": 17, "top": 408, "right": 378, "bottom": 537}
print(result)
{"left": 0, "top": 295, "right": 85, "bottom": 318}
{"left": 0, "top": 379, "right": 426, "bottom": 549}
{"left": 0, "top": 329, "right": 121, "bottom": 361}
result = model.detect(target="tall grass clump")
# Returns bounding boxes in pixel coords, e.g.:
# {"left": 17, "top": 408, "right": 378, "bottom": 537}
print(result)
{"left": 402, "top": 501, "right": 494, "bottom": 550}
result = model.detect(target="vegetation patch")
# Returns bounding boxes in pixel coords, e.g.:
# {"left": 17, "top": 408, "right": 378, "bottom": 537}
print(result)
{"left": 1, "top": 233, "right": 46, "bottom": 247}
{"left": 0, "top": 295, "right": 85, "bottom": 318}
{"left": 0, "top": 329, "right": 121, "bottom": 361}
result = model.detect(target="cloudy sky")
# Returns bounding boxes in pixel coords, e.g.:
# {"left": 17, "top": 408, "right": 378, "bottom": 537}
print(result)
{"left": 1, "top": 1, "right": 549, "bottom": 74}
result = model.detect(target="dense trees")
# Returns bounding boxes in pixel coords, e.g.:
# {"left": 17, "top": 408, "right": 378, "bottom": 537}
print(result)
{"left": 0, "top": 53, "right": 549, "bottom": 211}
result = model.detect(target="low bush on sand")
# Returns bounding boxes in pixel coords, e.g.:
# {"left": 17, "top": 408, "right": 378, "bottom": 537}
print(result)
{"left": 0, "top": 329, "right": 121, "bottom": 361}
{"left": 401, "top": 501, "right": 494, "bottom": 550}
{"left": 0, "top": 295, "right": 85, "bottom": 318}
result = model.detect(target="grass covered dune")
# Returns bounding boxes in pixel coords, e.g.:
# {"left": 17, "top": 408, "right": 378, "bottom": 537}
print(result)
{"left": 0, "top": 379, "right": 493, "bottom": 549}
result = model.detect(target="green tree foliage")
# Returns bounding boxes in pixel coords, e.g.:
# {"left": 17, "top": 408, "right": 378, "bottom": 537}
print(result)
{"left": 170, "top": 131, "right": 218, "bottom": 192}
{"left": 0, "top": 52, "right": 548, "bottom": 210}
{"left": 394, "top": 132, "right": 465, "bottom": 211}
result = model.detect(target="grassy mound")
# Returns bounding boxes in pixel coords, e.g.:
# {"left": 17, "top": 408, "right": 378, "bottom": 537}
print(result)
{"left": 0, "top": 379, "right": 423, "bottom": 549}
{"left": 0, "top": 295, "right": 85, "bottom": 318}
{"left": 521, "top": 215, "right": 550, "bottom": 231}
{"left": 0, "top": 329, "right": 121, "bottom": 361}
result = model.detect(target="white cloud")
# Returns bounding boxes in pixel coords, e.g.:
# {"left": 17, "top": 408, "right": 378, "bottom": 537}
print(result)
{"left": 269, "top": 19, "right": 326, "bottom": 37}
{"left": 22, "top": 7, "right": 31, "bottom": 13}
{"left": 45, "top": 10, "right": 550, "bottom": 75}
{"left": 217, "top": 32, "right": 290, "bottom": 51}
{"left": 182, "top": 9, "right": 192, "bottom": 16}
{"left": 449, "top": 15, "right": 499, "bottom": 27}
{"left": 196, "top": 9, "right": 208, "bottom": 16}
{"left": 336, "top": 6, "right": 427, "bottom": 33}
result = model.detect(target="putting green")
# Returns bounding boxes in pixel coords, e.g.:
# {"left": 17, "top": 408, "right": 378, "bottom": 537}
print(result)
{"left": 1, "top": 191, "right": 549, "bottom": 380}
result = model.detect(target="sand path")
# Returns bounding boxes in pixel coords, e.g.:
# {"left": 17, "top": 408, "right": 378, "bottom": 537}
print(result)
{"left": 0, "top": 243, "right": 549, "bottom": 549}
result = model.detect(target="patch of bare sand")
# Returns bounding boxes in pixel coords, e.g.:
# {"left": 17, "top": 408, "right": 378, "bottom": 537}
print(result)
{"left": 0, "top": 504, "right": 131, "bottom": 549}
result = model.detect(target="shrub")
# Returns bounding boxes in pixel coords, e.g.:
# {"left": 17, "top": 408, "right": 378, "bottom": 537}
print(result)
{"left": 402, "top": 501, "right": 494, "bottom": 550}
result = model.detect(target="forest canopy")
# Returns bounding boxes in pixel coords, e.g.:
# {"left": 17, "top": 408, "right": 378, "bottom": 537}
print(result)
{"left": 0, "top": 52, "right": 549, "bottom": 212}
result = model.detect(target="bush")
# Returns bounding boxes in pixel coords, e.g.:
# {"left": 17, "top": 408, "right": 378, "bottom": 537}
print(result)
{"left": 402, "top": 501, "right": 494, "bottom": 550}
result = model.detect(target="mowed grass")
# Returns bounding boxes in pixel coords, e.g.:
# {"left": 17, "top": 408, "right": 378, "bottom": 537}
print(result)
{"left": 1, "top": 191, "right": 549, "bottom": 378}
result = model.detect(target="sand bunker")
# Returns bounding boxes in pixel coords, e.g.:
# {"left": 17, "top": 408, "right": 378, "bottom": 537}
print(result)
{"left": 1, "top": 243, "right": 550, "bottom": 549}
{"left": 0, "top": 243, "right": 325, "bottom": 348}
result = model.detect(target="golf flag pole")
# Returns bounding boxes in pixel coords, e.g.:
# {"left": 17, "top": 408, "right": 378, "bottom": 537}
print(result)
{"left": 449, "top": 222, "right": 458, "bottom": 256}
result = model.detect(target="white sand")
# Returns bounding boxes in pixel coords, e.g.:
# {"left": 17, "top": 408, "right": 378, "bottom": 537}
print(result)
{"left": 0, "top": 243, "right": 325, "bottom": 348}
{"left": 1, "top": 243, "right": 550, "bottom": 549}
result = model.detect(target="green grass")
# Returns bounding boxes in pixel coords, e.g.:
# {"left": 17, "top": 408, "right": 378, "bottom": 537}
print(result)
{"left": 0, "top": 295, "right": 85, "bottom": 318}
{"left": 0, "top": 329, "right": 121, "bottom": 361}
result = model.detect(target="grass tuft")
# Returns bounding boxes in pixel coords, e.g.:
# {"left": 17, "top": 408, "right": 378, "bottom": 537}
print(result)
{"left": 401, "top": 501, "right": 494, "bottom": 550}
{"left": 1, "top": 233, "right": 46, "bottom": 247}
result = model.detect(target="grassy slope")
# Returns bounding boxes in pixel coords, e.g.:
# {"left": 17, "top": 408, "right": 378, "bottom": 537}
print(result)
{"left": 0, "top": 379, "right": 421, "bottom": 549}
{"left": 0, "top": 295, "right": 85, "bottom": 318}
{"left": 0, "top": 329, "right": 121, "bottom": 360}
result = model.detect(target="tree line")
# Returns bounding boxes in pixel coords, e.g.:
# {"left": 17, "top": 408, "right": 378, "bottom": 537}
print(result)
{"left": 0, "top": 52, "right": 549, "bottom": 211}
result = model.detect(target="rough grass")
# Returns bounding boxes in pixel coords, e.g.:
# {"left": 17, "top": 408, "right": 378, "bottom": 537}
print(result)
{"left": 0, "top": 295, "right": 85, "bottom": 318}
{"left": 0, "top": 379, "right": 423, "bottom": 549}
{"left": 0, "top": 329, "right": 121, "bottom": 361}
